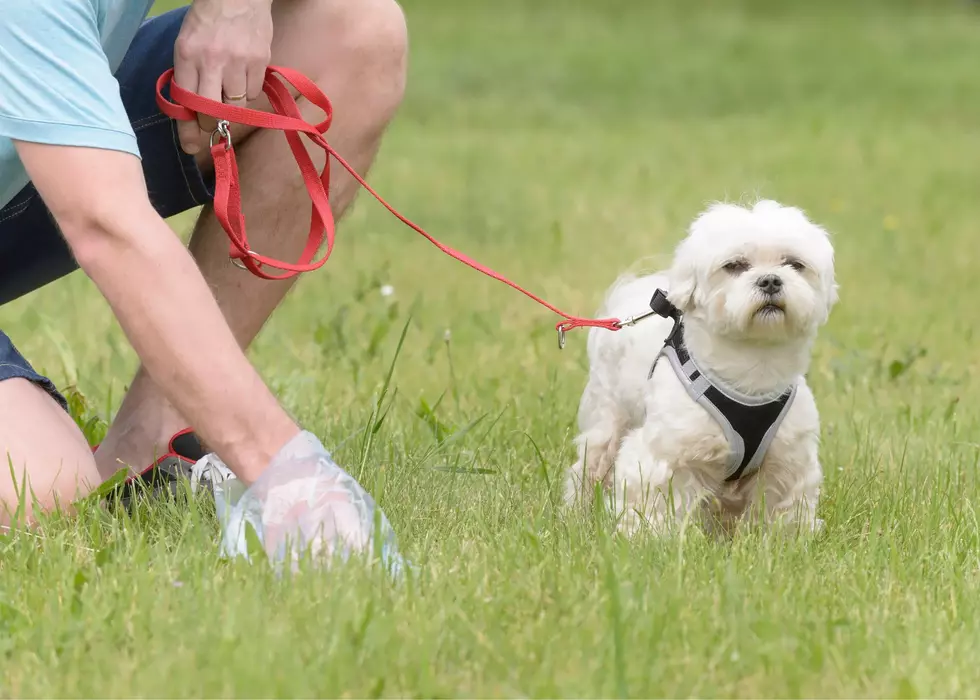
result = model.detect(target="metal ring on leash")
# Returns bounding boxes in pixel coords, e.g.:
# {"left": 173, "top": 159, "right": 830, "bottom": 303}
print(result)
{"left": 232, "top": 251, "right": 257, "bottom": 271}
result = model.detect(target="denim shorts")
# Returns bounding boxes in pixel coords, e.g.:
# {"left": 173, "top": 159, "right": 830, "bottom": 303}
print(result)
{"left": 0, "top": 5, "right": 211, "bottom": 409}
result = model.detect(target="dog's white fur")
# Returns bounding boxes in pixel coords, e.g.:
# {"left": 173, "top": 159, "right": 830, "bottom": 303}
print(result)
{"left": 563, "top": 200, "right": 838, "bottom": 536}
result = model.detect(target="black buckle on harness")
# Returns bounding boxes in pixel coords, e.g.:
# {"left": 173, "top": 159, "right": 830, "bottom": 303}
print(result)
{"left": 649, "top": 288, "right": 682, "bottom": 344}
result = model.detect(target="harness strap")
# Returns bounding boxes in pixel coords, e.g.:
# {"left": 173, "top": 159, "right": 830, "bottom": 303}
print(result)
{"left": 646, "top": 292, "right": 797, "bottom": 481}
{"left": 154, "top": 66, "right": 623, "bottom": 339}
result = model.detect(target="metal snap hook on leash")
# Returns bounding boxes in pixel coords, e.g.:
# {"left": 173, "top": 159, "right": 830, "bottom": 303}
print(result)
{"left": 210, "top": 119, "right": 232, "bottom": 149}
{"left": 556, "top": 290, "right": 675, "bottom": 350}
{"left": 557, "top": 310, "right": 650, "bottom": 350}
{"left": 616, "top": 308, "right": 658, "bottom": 329}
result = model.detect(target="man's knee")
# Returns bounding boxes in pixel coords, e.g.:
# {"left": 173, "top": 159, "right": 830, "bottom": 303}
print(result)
{"left": 311, "top": 0, "right": 409, "bottom": 122}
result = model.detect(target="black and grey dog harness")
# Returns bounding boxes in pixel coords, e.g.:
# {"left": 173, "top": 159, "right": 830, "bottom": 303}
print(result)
{"left": 646, "top": 289, "right": 798, "bottom": 482}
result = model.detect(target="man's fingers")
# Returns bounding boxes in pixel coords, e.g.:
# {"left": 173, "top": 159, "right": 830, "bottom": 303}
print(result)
{"left": 196, "top": 68, "right": 224, "bottom": 135}
{"left": 173, "top": 61, "right": 201, "bottom": 155}
{"left": 222, "top": 70, "right": 250, "bottom": 110}
{"left": 245, "top": 61, "right": 267, "bottom": 102}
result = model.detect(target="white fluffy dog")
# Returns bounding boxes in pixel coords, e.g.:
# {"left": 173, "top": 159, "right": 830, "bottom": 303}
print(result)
{"left": 563, "top": 200, "right": 838, "bottom": 536}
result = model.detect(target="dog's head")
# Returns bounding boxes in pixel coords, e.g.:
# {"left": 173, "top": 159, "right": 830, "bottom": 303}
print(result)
{"left": 666, "top": 200, "right": 838, "bottom": 343}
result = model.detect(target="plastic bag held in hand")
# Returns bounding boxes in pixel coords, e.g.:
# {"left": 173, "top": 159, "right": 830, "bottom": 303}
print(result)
{"left": 191, "top": 431, "right": 404, "bottom": 575}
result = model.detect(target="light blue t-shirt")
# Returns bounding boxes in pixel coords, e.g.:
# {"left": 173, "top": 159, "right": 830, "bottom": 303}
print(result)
{"left": 0, "top": 0, "right": 156, "bottom": 208}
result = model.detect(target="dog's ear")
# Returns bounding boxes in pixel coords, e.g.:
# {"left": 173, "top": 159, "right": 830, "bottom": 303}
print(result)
{"left": 666, "top": 252, "right": 698, "bottom": 314}
{"left": 825, "top": 274, "right": 839, "bottom": 312}
{"left": 667, "top": 263, "right": 697, "bottom": 314}
{"left": 811, "top": 224, "right": 839, "bottom": 324}
{"left": 819, "top": 260, "right": 839, "bottom": 323}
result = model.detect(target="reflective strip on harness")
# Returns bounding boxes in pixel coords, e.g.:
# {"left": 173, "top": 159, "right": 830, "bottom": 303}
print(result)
{"left": 650, "top": 322, "right": 797, "bottom": 482}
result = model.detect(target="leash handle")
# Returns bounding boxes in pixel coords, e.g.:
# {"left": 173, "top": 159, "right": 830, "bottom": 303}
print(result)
{"left": 155, "top": 66, "right": 624, "bottom": 340}
{"left": 157, "top": 67, "right": 335, "bottom": 279}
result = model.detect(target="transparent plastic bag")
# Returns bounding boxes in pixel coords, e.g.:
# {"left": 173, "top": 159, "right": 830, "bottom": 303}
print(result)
{"left": 190, "top": 431, "right": 405, "bottom": 577}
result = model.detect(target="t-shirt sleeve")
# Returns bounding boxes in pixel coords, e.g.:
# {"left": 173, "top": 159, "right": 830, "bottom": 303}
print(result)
{"left": 0, "top": 0, "right": 140, "bottom": 158}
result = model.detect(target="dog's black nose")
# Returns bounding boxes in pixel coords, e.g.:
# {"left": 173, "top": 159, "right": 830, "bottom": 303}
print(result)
{"left": 756, "top": 274, "right": 783, "bottom": 295}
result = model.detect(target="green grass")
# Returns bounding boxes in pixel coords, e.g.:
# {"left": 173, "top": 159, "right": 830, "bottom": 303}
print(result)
{"left": 3, "top": 0, "right": 980, "bottom": 695}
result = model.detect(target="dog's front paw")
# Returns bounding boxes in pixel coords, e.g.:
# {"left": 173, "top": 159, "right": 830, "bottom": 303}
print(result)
{"left": 764, "top": 509, "right": 824, "bottom": 538}
{"left": 561, "top": 463, "right": 580, "bottom": 506}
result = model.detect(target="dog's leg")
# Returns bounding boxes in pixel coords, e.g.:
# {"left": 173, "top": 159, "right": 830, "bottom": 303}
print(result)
{"left": 700, "top": 489, "right": 750, "bottom": 539}
{"left": 610, "top": 428, "right": 706, "bottom": 537}
{"left": 753, "top": 457, "right": 824, "bottom": 535}
{"left": 610, "top": 428, "right": 666, "bottom": 535}
{"left": 563, "top": 418, "right": 625, "bottom": 506}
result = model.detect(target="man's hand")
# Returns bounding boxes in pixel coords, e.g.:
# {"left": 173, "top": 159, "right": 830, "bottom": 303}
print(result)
{"left": 173, "top": 0, "right": 274, "bottom": 154}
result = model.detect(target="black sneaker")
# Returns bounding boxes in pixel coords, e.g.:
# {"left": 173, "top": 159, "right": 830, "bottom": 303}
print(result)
{"left": 111, "top": 428, "right": 208, "bottom": 509}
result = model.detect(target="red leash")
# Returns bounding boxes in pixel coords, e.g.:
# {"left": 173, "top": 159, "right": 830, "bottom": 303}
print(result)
{"left": 155, "top": 65, "right": 625, "bottom": 347}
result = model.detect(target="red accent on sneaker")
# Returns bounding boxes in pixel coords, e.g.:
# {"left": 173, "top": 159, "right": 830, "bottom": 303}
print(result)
{"left": 91, "top": 428, "right": 198, "bottom": 482}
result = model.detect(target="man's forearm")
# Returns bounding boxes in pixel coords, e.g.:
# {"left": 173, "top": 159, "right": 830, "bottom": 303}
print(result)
{"left": 13, "top": 138, "right": 300, "bottom": 483}
{"left": 68, "top": 199, "right": 298, "bottom": 482}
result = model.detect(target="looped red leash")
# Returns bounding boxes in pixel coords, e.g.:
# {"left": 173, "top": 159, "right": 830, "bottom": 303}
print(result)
{"left": 155, "top": 65, "right": 625, "bottom": 345}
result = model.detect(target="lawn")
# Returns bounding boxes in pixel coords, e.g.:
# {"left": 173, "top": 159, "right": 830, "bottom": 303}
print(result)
{"left": 2, "top": 0, "right": 980, "bottom": 696}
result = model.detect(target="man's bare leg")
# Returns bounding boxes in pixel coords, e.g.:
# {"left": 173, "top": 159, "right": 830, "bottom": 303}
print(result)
{"left": 94, "top": 0, "right": 408, "bottom": 479}
{"left": 0, "top": 379, "right": 100, "bottom": 526}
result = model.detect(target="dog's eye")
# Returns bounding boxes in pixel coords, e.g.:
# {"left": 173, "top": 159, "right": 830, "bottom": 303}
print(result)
{"left": 723, "top": 259, "right": 749, "bottom": 274}
{"left": 784, "top": 258, "right": 806, "bottom": 272}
